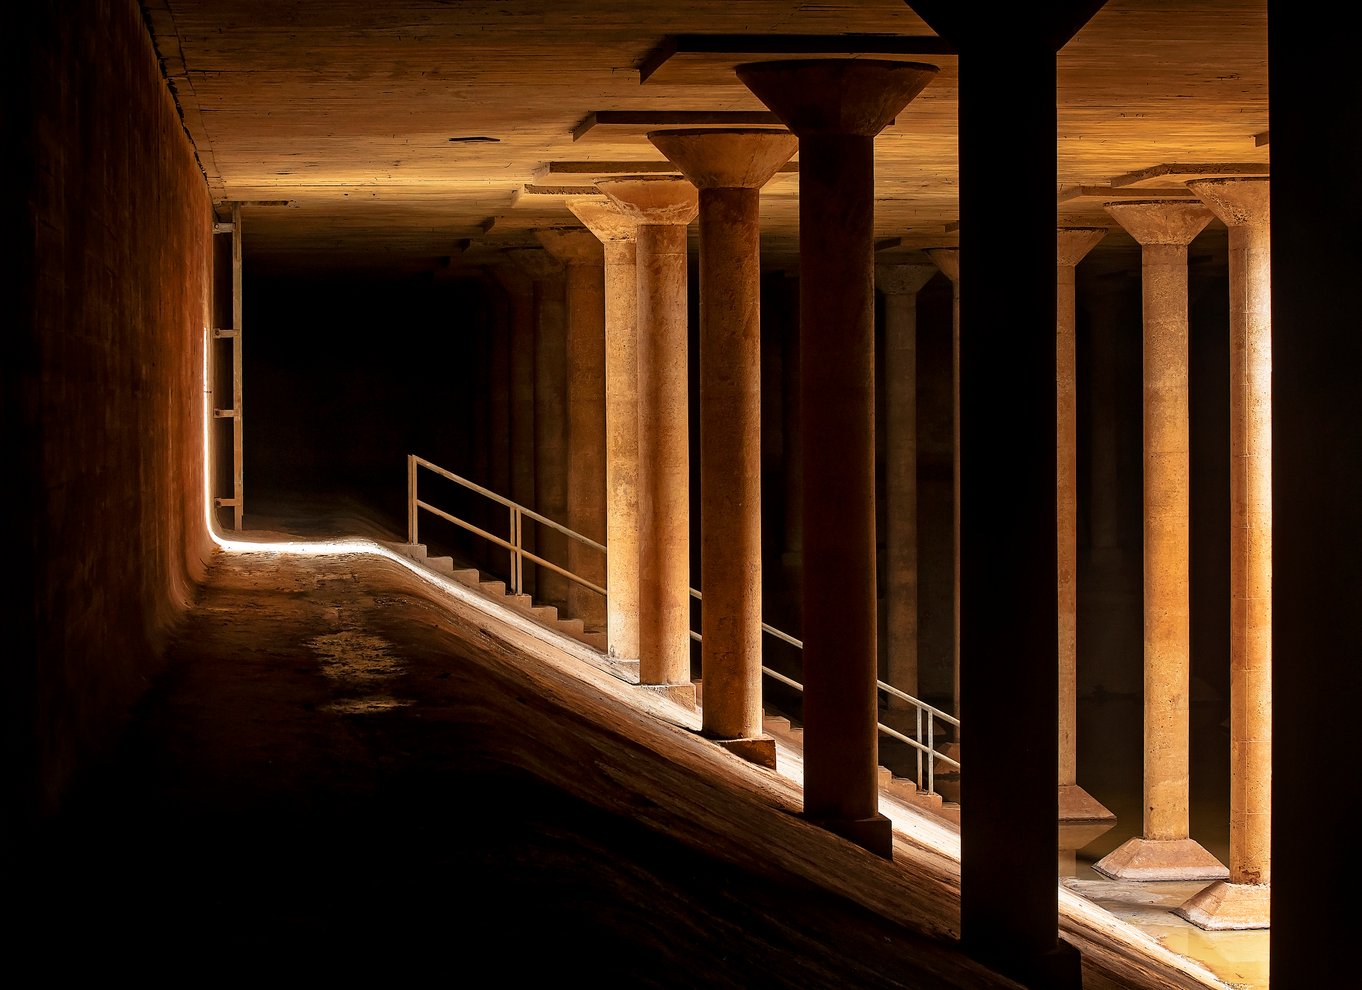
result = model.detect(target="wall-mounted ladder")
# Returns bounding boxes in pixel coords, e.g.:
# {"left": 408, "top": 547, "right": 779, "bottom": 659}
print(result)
{"left": 210, "top": 203, "right": 244, "bottom": 530}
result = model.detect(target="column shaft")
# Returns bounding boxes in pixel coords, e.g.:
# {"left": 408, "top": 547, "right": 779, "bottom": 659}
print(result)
{"left": 1142, "top": 240, "right": 1192, "bottom": 842}
{"left": 565, "top": 261, "right": 607, "bottom": 630}
{"left": 697, "top": 187, "right": 764, "bottom": 740}
{"left": 603, "top": 239, "right": 641, "bottom": 658}
{"left": 636, "top": 223, "right": 691, "bottom": 688}
{"left": 798, "top": 132, "right": 879, "bottom": 824}
{"left": 1057, "top": 259, "right": 1080, "bottom": 787}
{"left": 884, "top": 288, "right": 920, "bottom": 701}
{"left": 534, "top": 273, "right": 569, "bottom": 606}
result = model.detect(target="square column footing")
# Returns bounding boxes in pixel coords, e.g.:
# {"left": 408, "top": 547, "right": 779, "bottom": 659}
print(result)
{"left": 1174, "top": 880, "right": 1270, "bottom": 930}
{"left": 712, "top": 734, "right": 777, "bottom": 770}
{"left": 639, "top": 681, "right": 697, "bottom": 710}
{"left": 1058, "top": 783, "right": 1117, "bottom": 823}
{"left": 808, "top": 812, "right": 894, "bottom": 860}
{"left": 1092, "top": 837, "right": 1229, "bottom": 881}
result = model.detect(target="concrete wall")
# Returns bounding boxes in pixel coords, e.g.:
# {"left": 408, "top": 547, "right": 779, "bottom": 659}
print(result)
{"left": 6, "top": 0, "right": 214, "bottom": 837}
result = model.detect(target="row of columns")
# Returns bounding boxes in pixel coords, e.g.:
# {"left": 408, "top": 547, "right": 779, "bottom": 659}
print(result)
{"left": 471, "top": 54, "right": 1274, "bottom": 985}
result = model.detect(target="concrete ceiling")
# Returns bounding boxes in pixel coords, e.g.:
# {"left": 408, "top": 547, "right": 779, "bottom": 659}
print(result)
{"left": 144, "top": 0, "right": 1268, "bottom": 274}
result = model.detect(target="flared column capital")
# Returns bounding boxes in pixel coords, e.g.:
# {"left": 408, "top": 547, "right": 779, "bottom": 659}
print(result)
{"left": 735, "top": 59, "right": 938, "bottom": 137}
{"left": 565, "top": 197, "right": 640, "bottom": 245}
{"left": 504, "top": 243, "right": 564, "bottom": 280}
{"left": 925, "top": 246, "right": 960, "bottom": 285}
{"left": 875, "top": 261, "right": 937, "bottom": 297}
{"left": 595, "top": 176, "right": 698, "bottom": 227}
{"left": 1104, "top": 200, "right": 1214, "bottom": 246}
{"left": 1186, "top": 177, "right": 1270, "bottom": 229}
{"left": 1057, "top": 226, "right": 1108, "bottom": 267}
{"left": 647, "top": 128, "right": 797, "bottom": 190}
{"left": 535, "top": 226, "right": 604, "bottom": 267}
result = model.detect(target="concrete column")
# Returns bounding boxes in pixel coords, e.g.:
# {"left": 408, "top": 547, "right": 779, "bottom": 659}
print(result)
{"left": 875, "top": 262, "right": 937, "bottom": 712}
{"left": 595, "top": 177, "right": 699, "bottom": 707}
{"left": 780, "top": 271, "right": 802, "bottom": 572}
{"left": 537, "top": 227, "right": 608, "bottom": 634}
{"left": 508, "top": 246, "right": 570, "bottom": 609}
{"left": 1176, "top": 177, "right": 1271, "bottom": 930}
{"left": 925, "top": 246, "right": 961, "bottom": 726}
{"left": 1055, "top": 227, "right": 1117, "bottom": 825}
{"left": 567, "top": 198, "right": 642, "bottom": 661}
{"left": 648, "top": 128, "right": 798, "bottom": 768}
{"left": 489, "top": 260, "right": 538, "bottom": 596}
{"left": 483, "top": 274, "right": 513, "bottom": 502}
{"left": 737, "top": 58, "right": 939, "bottom": 859}
{"left": 1093, "top": 200, "right": 1228, "bottom": 882}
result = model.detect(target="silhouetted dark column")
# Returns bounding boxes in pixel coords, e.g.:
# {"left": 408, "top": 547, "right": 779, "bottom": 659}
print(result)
{"left": 537, "top": 227, "right": 608, "bottom": 634}
{"left": 508, "top": 245, "right": 570, "bottom": 609}
{"left": 649, "top": 127, "right": 798, "bottom": 769}
{"left": 1269, "top": 12, "right": 1360, "bottom": 983}
{"left": 1055, "top": 227, "right": 1115, "bottom": 824}
{"left": 905, "top": 3, "right": 1108, "bottom": 985}
{"left": 490, "top": 260, "right": 537, "bottom": 597}
{"left": 736, "top": 58, "right": 939, "bottom": 859}
{"left": 875, "top": 261, "right": 937, "bottom": 710}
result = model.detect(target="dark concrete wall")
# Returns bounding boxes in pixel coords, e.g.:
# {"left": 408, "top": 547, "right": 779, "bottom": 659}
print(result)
{"left": 6, "top": 0, "right": 214, "bottom": 839}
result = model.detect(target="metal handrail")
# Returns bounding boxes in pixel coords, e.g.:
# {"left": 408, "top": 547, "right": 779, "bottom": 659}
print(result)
{"left": 407, "top": 453, "right": 959, "bottom": 799}
{"left": 687, "top": 588, "right": 959, "bottom": 797}
{"left": 408, "top": 454, "right": 605, "bottom": 598}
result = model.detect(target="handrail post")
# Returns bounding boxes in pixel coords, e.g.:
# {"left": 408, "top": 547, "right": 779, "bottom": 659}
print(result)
{"left": 928, "top": 714, "right": 936, "bottom": 797}
{"left": 917, "top": 706, "right": 924, "bottom": 792}
{"left": 510, "top": 505, "right": 521, "bottom": 595}
{"left": 407, "top": 454, "right": 418, "bottom": 545}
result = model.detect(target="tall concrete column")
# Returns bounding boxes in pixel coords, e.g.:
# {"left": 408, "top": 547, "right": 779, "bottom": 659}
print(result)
{"left": 1176, "top": 177, "right": 1272, "bottom": 930}
{"left": 483, "top": 273, "right": 513, "bottom": 502}
{"left": 567, "top": 198, "right": 642, "bottom": 661}
{"left": 925, "top": 246, "right": 961, "bottom": 724}
{"left": 1055, "top": 227, "right": 1116, "bottom": 824}
{"left": 508, "top": 246, "right": 570, "bottom": 609}
{"left": 537, "top": 227, "right": 608, "bottom": 633}
{"left": 1093, "top": 200, "right": 1228, "bottom": 882}
{"left": 595, "top": 177, "right": 699, "bottom": 707}
{"left": 489, "top": 260, "right": 538, "bottom": 597}
{"left": 875, "top": 262, "right": 937, "bottom": 712}
{"left": 779, "top": 271, "right": 802, "bottom": 575}
{"left": 648, "top": 128, "right": 798, "bottom": 768}
{"left": 737, "top": 59, "right": 939, "bottom": 858}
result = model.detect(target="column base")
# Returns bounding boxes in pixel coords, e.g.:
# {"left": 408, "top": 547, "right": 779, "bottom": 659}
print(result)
{"left": 638, "top": 681, "right": 697, "bottom": 710}
{"left": 1092, "top": 837, "right": 1228, "bottom": 882}
{"left": 807, "top": 812, "right": 894, "bottom": 860}
{"left": 711, "top": 734, "right": 778, "bottom": 770}
{"left": 1058, "top": 783, "right": 1117, "bottom": 823}
{"left": 1174, "top": 880, "right": 1270, "bottom": 930}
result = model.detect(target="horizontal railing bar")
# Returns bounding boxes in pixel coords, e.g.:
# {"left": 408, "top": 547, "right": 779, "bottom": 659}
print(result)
{"left": 878, "top": 721, "right": 960, "bottom": 767}
{"left": 878, "top": 681, "right": 960, "bottom": 726}
{"left": 415, "top": 500, "right": 607, "bottom": 597}
{"left": 761, "top": 665, "right": 804, "bottom": 693}
{"left": 413, "top": 455, "right": 605, "bottom": 552}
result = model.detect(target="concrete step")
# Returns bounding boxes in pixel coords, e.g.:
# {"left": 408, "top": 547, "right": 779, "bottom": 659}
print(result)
{"left": 504, "top": 593, "right": 534, "bottom": 610}
{"left": 556, "top": 617, "right": 586, "bottom": 638}
{"left": 426, "top": 556, "right": 455, "bottom": 574}
{"left": 581, "top": 631, "right": 607, "bottom": 651}
{"left": 449, "top": 567, "right": 481, "bottom": 586}
{"left": 478, "top": 579, "right": 507, "bottom": 597}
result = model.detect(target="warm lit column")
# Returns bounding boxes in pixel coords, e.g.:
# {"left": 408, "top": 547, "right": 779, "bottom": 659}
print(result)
{"left": 508, "top": 245, "right": 570, "bottom": 608}
{"left": 875, "top": 261, "right": 937, "bottom": 710}
{"left": 596, "top": 177, "right": 699, "bottom": 707}
{"left": 537, "top": 227, "right": 608, "bottom": 633}
{"left": 1177, "top": 177, "right": 1271, "bottom": 930}
{"left": 567, "top": 198, "right": 642, "bottom": 661}
{"left": 737, "top": 59, "right": 939, "bottom": 858}
{"left": 1094, "top": 200, "right": 1228, "bottom": 881}
{"left": 649, "top": 128, "right": 798, "bottom": 768}
{"left": 925, "top": 246, "right": 961, "bottom": 724}
{"left": 489, "top": 260, "right": 538, "bottom": 595}
{"left": 1055, "top": 227, "right": 1116, "bottom": 824}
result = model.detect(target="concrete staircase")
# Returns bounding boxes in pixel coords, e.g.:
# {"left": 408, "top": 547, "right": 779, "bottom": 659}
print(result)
{"left": 386, "top": 542, "right": 607, "bottom": 653}
{"left": 759, "top": 710, "right": 961, "bottom": 827}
